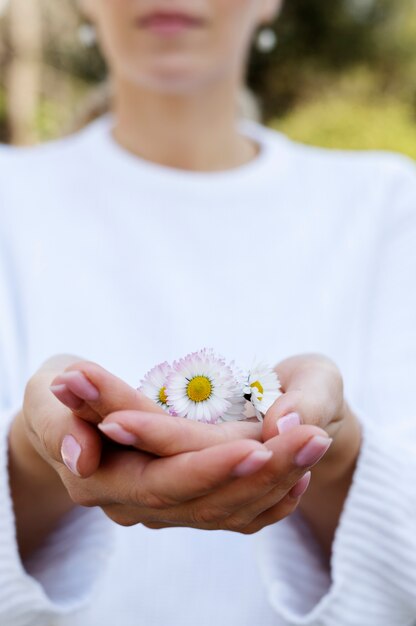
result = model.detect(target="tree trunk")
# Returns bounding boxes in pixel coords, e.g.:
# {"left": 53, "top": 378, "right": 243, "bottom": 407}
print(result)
{"left": 6, "top": 0, "right": 42, "bottom": 145}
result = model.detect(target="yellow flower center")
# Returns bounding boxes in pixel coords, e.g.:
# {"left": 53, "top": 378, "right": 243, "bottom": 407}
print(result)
{"left": 158, "top": 386, "right": 168, "bottom": 405}
{"left": 250, "top": 380, "right": 264, "bottom": 400}
{"left": 187, "top": 376, "right": 213, "bottom": 403}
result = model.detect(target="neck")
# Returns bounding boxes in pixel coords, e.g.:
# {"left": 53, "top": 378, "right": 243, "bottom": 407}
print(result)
{"left": 111, "top": 78, "right": 258, "bottom": 172}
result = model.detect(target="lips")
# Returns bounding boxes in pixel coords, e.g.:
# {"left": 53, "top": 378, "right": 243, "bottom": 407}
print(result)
{"left": 137, "top": 11, "right": 205, "bottom": 35}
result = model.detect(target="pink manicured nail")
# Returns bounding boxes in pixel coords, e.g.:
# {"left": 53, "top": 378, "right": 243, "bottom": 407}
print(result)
{"left": 98, "top": 423, "right": 138, "bottom": 446}
{"left": 61, "top": 435, "right": 82, "bottom": 476}
{"left": 232, "top": 449, "right": 273, "bottom": 478}
{"left": 289, "top": 471, "right": 311, "bottom": 498}
{"left": 277, "top": 412, "right": 301, "bottom": 434}
{"left": 57, "top": 371, "right": 100, "bottom": 402}
{"left": 295, "top": 436, "right": 333, "bottom": 468}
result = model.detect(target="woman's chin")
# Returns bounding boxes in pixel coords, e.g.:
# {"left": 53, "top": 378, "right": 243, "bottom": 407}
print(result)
{"left": 125, "top": 59, "right": 222, "bottom": 95}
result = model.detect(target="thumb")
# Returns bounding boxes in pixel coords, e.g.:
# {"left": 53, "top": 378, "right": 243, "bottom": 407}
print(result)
{"left": 26, "top": 367, "right": 103, "bottom": 479}
{"left": 57, "top": 414, "right": 103, "bottom": 478}
{"left": 262, "top": 354, "right": 344, "bottom": 442}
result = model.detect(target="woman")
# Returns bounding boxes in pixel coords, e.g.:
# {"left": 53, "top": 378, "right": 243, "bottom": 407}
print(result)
{"left": 1, "top": 1, "right": 415, "bottom": 625}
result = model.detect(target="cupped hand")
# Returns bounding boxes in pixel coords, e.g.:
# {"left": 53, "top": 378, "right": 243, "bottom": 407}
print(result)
{"left": 57, "top": 420, "right": 330, "bottom": 534}
{"left": 21, "top": 356, "right": 169, "bottom": 481}
{"left": 49, "top": 360, "right": 264, "bottom": 474}
{"left": 261, "top": 354, "right": 362, "bottom": 557}
{"left": 263, "top": 354, "right": 347, "bottom": 438}
{"left": 263, "top": 354, "right": 361, "bottom": 478}
{"left": 49, "top": 360, "right": 332, "bottom": 534}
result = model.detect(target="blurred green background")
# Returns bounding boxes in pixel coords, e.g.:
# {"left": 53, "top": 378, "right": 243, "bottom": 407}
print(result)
{"left": 0, "top": 0, "right": 415, "bottom": 157}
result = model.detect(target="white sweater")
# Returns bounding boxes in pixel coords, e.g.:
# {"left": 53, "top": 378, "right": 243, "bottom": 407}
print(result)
{"left": 1, "top": 117, "right": 415, "bottom": 626}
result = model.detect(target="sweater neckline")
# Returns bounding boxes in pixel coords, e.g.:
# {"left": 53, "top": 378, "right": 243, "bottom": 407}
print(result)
{"left": 84, "top": 114, "right": 292, "bottom": 188}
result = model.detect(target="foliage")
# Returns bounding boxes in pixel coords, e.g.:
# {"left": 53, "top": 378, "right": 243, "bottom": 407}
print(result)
{"left": 272, "top": 91, "right": 416, "bottom": 160}
{"left": 249, "top": 0, "right": 416, "bottom": 120}
{"left": 1, "top": 0, "right": 415, "bottom": 154}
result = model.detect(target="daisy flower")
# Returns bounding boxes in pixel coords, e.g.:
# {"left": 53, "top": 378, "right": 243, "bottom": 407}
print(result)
{"left": 218, "top": 361, "right": 247, "bottom": 422}
{"left": 139, "top": 361, "right": 172, "bottom": 413}
{"left": 244, "top": 363, "right": 282, "bottom": 421}
{"left": 166, "top": 349, "right": 241, "bottom": 424}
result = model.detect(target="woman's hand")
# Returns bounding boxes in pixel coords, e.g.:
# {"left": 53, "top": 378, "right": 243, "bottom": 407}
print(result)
{"left": 264, "top": 354, "right": 348, "bottom": 438}
{"left": 263, "top": 354, "right": 362, "bottom": 481}
{"left": 262, "top": 354, "right": 363, "bottom": 558}
{"left": 9, "top": 356, "right": 330, "bottom": 559}
{"left": 9, "top": 354, "right": 102, "bottom": 558}
{"left": 10, "top": 354, "right": 231, "bottom": 556}
{"left": 10, "top": 351, "right": 359, "bottom": 560}
{"left": 47, "top": 361, "right": 332, "bottom": 534}
{"left": 60, "top": 422, "right": 329, "bottom": 534}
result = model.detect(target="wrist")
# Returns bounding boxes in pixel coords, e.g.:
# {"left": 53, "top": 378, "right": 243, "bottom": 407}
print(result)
{"left": 297, "top": 407, "right": 362, "bottom": 558}
{"left": 8, "top": 411, "right": 75, "bottom": 559}
{"left": 298, "top": 405, "right": 362, "bottom": 516}
{"left": 9, "top": 410, "right": 60, "bottom": 485}
{"left": 313, "top": 403, "right": 362, "bottom": 484}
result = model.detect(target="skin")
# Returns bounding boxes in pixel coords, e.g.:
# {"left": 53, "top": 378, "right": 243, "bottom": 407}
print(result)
{"left": 80, "top": 0, "right": 282, "bottom": 171}
{"left": 10, "top": 356, "right": 360, "bottom": 560}
{"left": 8, "top": 0, "right": 362, "bottom": 563}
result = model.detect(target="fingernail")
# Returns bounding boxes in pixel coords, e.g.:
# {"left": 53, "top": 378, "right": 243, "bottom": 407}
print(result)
{"left": 295, "top": 436, "right": 333, "bottom": 468}
{"left": 58, "top": 371, "right": 100, "bottom": 402}
{"left": 232, "top": 449, "right": 273, "bottom": 478}
{"left": 289, "top": 471, "right": 311, "bottom": 498}
{"left": 277, "top": 412, "right": 301, "bottom": 434}
{"left": 61, "top": 435, "right": 82, "bottom": 476}
{"left": 98, "top": 423, "right": 137, "bottom": 446}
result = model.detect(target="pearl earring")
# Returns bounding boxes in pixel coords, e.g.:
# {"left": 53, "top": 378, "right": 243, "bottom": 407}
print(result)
{"left": 256, "top": 27, "right": 277, "bottom": 53}
{"left": 78, "top": 23, "right": 97, "bottom": 48}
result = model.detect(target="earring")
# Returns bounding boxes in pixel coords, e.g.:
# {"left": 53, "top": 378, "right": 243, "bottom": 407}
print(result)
{"left": 256, "top": 27, "right": 277, "bottom": 54}
{"left": 78, "top": 23, "right": 97, "bottom": 48}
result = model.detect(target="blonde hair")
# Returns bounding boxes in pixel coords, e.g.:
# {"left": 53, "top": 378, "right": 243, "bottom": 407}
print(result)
{"left": 72, "top": 81, "right": 262, "bottom": 131}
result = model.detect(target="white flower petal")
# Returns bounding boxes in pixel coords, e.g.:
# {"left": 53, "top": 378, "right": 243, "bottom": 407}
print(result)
{"left": 246, "top": 363, "right": 282, "bottom": 421}
{"left": 139, "top": 362, "right": 172, "bottom": 412}
{"left": 166, "top": 349, "right": 243, "bottom": 423}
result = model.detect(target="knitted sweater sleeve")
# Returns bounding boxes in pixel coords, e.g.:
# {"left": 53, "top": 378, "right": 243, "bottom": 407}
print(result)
{"left": 257, "top": 157, "right": 416, "bottom": 626}
{"left": 0, "top": 222, "right": 114, "bottom": 626}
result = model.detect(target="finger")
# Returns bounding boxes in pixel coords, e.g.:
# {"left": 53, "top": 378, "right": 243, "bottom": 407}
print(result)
{"left": 97, "top": 448, "right": 312, "bottom": 530}
{"left": 239, "top": 491, "right": 302, "bottom": 535}
{"left": 77, "top": 439, "right": 272, "bottom": 508}
{"left": 102, "top": 503, "right": 181, "bottom": 529}
{"left": 128, "top": 486, "right": 303, "bottom": 533}
{"left": 182, "top": 425, "right": 331, "bottom": 520}
{"left": 111, "top": 472, "right": 309, "bottom": 532}
{"left": 142, "top": 439, "right": 273, "bottom": 506}
{"left": 59, "top": 448, "right": 152, "bottom": 508}
{"left": 26, "top": 372, "right": 103, "bottom": 478}
{"left": 220, "top": 470, "right": 311, "bottom": 530}
{"left": 98, "top": 409, "right": 263, "bottom": 456}
{"left": 143, "top": 522, "right": 174, "bottom": 530}
{"left": 50, "top": 361, "right": 165, "bottom": 425}
{"left": 49, "top": 378, "right": 100, "bottom": 423}
{"left": 262, "top": 354, "right": 344, "bottom": 442}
